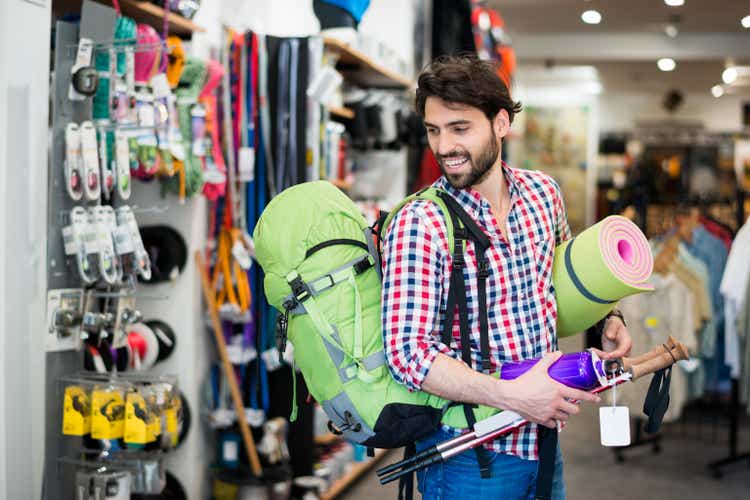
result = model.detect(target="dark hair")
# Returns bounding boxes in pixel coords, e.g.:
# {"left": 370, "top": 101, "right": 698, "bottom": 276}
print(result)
{"left": 415, "top": 54, "right": 522, "bottom": 123}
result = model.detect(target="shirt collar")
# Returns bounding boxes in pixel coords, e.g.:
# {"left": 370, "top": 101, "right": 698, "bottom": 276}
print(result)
{"left": 433, "top": 163, "right": 520, "bottom": 216}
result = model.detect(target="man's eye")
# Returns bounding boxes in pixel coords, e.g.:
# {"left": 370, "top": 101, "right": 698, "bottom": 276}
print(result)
{"left": 454, "top": 127, "right": 468, "bottom": 133}
{"left": 427, "top": 128, "right": 438, "bottom": 135}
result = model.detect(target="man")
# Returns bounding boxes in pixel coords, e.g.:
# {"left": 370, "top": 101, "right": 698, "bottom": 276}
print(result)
{"left": 381, "top": 55, "right": 632, "bottom": 499}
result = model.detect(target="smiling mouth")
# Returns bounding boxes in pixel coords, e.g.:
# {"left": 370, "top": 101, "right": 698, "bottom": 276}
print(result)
{"left": 442, "top": 156, "right": 468, "bottom": 170}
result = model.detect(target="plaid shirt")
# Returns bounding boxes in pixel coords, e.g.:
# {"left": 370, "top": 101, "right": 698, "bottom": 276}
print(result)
{"left": 381, "top": 166, "right": 571, "bottom": 460}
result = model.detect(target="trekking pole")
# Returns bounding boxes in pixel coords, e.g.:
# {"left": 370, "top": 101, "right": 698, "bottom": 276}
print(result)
{"left": 378, "top": 340, "right": 689, "bottom": 485}
{"left": 376, "top": 335, "right": 680, "bottom": 480}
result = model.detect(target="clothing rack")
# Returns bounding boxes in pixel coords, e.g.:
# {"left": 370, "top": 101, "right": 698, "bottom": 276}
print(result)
{"left": 708, "top": 186, "right": 748, "bottom": 479}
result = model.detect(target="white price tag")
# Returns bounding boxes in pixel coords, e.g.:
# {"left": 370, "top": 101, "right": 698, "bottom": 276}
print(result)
{"left": 150, "top": 74, "right": 171, "bottom": 99}
{"left": 226, "top": 343, "right": 243, "bottom": 365}
{"left": 210, "top": 408, "right": 236, "bottom": 428}
{"left": 238, "top": 147, "right": 255, "bottom": 182}
{"left": 599, "top": 406, "right": 631, "bottom": 446}
{"left": 231, "top": 240, "right": 253, "bottom": 270}
{"left": 262, "top": 348, "right": 283, "bottom": 372}
{"left": 138, "top": 102, "right": 156, "bottom": 128}
{"left": 62, "top": 226, "right": 79, "bottom": 255}
{"left": 223, "top": 440, "right": 239, "bottom": 462}
{"left": 113, "top": 226, "right": 135, "bottom": 255}
{"left": 83, "top": 230, "right": 100, "bottom": 254}
{"left": 245, "top": 408, "right": 266, "bottom": 427}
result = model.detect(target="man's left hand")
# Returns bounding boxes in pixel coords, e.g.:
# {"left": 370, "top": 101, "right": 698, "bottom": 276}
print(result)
{"left": 596, "top": 316, "right": 632, "bottom": 360}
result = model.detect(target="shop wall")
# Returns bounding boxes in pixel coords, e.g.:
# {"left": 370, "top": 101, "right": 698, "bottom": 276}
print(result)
{"left": 597, "top": 91, "right": 747, "bottom": 133}
{"left": 0, "top": 1, "right": 51, "bottom": 499}
{"left": 217, "top": 0, "right": 416, "bottom": 70}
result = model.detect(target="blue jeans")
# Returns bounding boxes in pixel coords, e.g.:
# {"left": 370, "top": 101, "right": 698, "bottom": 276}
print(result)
{"left": 416, "top": 429, "right": 566, "bottom": 500}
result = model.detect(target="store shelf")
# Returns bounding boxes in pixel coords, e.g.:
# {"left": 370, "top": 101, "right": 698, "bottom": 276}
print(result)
{"left": 54, "top": 0, "right": 205, "bottom": 37}
{"left": 327, "top": 105, "right": 355, "bottom": 120}
{"left": 323, "top": 37, "right": 413, "bottom": 89}
{"left": 314, "top": 432, "right": 341, "bottom": 446}
{"left": 320, "top": 449, "right": 389, "bottom": 500}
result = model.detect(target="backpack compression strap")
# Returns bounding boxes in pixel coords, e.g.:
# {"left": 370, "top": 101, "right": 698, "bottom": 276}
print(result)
{"left": 436, "top": 191, "right": 494, "bottom": 479}
{"left": 437, "top": 191, "right": 558, "bottom": 496}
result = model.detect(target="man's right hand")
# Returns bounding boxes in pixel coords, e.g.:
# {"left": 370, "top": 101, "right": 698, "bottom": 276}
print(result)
{"left": 499, "top": 352, "right": 601, "bottom": 429}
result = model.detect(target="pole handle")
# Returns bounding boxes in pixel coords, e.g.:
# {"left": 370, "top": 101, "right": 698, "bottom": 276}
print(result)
{"left": 630, "top": 341, "right": 689, "bottom": 381}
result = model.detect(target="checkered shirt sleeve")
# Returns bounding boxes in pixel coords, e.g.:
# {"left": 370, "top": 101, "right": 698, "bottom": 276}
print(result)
{"left": 380, "top": 200, "right": 455, "bottom": 392}
{"left": 552, "top": 179, "right": 572, "bottom": 244}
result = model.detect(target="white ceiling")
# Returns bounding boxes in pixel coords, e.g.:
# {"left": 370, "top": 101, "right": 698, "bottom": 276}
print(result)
{"left": 492, "top": 0, "right": 750, "bottom": 34}
{"left": 490, "top": 0, "right": 750, "bottom": 95}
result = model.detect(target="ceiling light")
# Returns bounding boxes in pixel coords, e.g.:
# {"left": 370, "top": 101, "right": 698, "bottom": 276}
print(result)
{"left": 664, "top": 0, "right": 685, "bottom": 6}
{"left": 711, "top": 85, "right": 724, "bottom": 98}
{"left": 722, "top": 67, "right": 738, "bottom": 84}
{"left": 742, "top": 15, "right": 750, "bottom": 28}
{"left": 581, "top": 10, "right": 602, "bottom": 25}
{"left": 657, "top": 58, "right": 676, "bottom": 71}
{"left": 664, "top": 24, "right": 679, "bottom": 38}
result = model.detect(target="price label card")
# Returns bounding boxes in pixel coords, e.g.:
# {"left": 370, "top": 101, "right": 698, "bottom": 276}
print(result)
{"left": 600, "top": 406, "right": 631, "bottom": 447}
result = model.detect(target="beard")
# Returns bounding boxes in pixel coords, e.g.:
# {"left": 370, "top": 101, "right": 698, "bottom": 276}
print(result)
{"left": 436, "top": 132, "right": 500, "bottom": 189}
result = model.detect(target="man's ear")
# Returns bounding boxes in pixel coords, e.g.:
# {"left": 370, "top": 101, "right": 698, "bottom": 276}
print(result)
{"left": 493, "top": 109, "right": 511, "bottom": 139}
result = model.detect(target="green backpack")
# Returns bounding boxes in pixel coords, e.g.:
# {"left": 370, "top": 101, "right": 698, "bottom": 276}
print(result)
{"left": 253, "top": 180, "right": 501, "bottom": 449}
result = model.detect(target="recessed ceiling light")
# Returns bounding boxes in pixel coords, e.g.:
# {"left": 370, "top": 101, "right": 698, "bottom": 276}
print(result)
{"left": 722, "top": 67, "right": 738, "bottom": 84}
{"left": 657, "top": 58, "right": 676, "bottom": 71}
{"left": 711, "top": 85, "right": 724, "bottom": 98}
{"left": 742, "top": 15, "right": 750, "bottom": 28}
{"left": 581, "top": 10, "right": 602, "bottom": 25}
{"left": 664, "top": 0, "right": 685, "bottom": 6}
{"left": 664, "top": 24, "right": 679, "bottom": 38}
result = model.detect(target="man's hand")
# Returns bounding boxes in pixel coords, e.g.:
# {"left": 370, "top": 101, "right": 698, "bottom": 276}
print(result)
{"left": 596, "top": 316, "right": 632, "bottom": 360}
{"left": 501, "top": 352, "right": 601, "bottom": 429}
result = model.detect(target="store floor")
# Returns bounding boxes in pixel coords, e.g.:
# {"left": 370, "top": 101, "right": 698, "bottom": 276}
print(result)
{"left": 341, "top": 337, "right": 750, "bottom": 500}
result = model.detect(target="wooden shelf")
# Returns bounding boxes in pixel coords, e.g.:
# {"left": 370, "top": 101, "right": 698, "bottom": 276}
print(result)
{"left": 314, "top": 433, "right": 341, "bottom": 446}
{"left": 324, "top": 37, "right": 413, "bottom": 89}
{"left": 320, "top": 449, "right": 389, "bottom": 500}
{"left": 327, "top": 105, "right": 355, "bottom": 120}
{"left": 118, "top": 0, "right": 205, "bottom": 36}
{"left": 54, "top": 0, "right": 205, "bottom": 38}
{"left": 330, "top": 179, "right": 353, "bottom": 191}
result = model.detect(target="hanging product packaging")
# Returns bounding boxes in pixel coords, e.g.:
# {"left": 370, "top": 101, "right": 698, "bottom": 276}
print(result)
{"left": 114, "top": 131, "right": 131, "bottom": 200}
{"left": 91, "top": 385, "right": 126, "bottom": 440}
{"left": 63, "top": 385, "right": 91, "bottom": 436}
{"left": 80, "top": 121, "right": 101, "bottom": 201}
{"left": 124, "top": 390, "right": 152, "bottom": 445}
{"left": 115, "top": 206, "right": 152, "bottom": 281}
{"left": 62, "top": 207, "right": 99, "bottom": 284}
{"left": 64, "top": 123, "right": 84, "bottom": 201}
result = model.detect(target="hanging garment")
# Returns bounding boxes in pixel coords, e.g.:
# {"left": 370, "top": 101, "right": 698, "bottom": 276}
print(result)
{"left": 616, "top": 273, "right": 696, "bottom": 422}
{"left": 720, "top": 216, "right": 750, "bottom": 379}
{"left": 432, "top": 0, "right": 475, "bottom": 58}
{"left": 700, "top": 215, "right": 734, "bottom": 252}
{"left": 267, "top": 36, "right": 310, "bottom": 191}
{"left": 306, "top": 37, "right": 324, "bottom": 182}
{"left": 739, "top": 275, "right": 750, "bottom": 408}
{"left": 670, "top": 259, "right": 712, "bottom": 333}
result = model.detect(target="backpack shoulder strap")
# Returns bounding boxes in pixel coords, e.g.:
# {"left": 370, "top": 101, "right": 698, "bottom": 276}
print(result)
{"left": 378, "top": 188, "right": 455, "bottom": 249}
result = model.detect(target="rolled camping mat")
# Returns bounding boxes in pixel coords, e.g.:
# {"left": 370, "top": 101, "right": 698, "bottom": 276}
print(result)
{"left": 554, "top": 215, "right": 653, "bottom": 337}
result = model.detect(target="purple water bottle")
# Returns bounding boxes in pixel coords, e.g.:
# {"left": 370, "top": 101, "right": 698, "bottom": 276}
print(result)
{"left": 499, "top": 350, "right": 607, "bottom": 390}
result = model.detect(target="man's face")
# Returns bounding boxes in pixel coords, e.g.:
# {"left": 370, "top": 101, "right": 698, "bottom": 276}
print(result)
{"left": 423, "top": 97, "right": 505, "bottom": 189}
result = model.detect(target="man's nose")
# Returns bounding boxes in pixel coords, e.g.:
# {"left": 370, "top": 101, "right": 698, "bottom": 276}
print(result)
{"left": 436, "top": 136, "right": 457, "bottom": 157}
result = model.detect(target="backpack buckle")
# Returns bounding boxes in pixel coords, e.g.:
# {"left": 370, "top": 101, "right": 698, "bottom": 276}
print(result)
{"left": 477, "top": 258, "right": 489, "bottom": 278}
{"left": 289, "top": 276, "right": 312, "bottom": 302}
{"left": 353, "top": 256, "right": 373, "bottom": 275}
